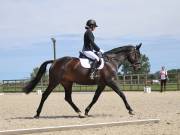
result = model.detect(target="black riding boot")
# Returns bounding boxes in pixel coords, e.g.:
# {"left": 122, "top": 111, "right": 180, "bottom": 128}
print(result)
{"left": 89, "top": 60, "right": 98, "bottom": 79}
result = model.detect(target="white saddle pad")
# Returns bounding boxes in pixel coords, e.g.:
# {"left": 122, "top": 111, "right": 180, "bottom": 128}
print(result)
{"left": 79, "top": 58, "right": 104, "bottom": 69}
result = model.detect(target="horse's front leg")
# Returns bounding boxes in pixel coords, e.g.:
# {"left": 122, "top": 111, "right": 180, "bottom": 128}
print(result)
{"left": 85, "top": 85, "right": 105, "bottom": 116}
{"left": 107, "top": 80, "right": 134, "bottom": 115}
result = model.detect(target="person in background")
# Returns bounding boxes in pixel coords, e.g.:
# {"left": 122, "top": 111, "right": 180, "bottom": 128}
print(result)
{"left": 159, "top": 66, "right": 168, "bottom": 92}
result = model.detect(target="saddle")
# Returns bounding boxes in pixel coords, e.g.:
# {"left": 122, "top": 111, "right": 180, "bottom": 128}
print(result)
{"left": 79, "top": 52, "right": 104, "bottom": 69}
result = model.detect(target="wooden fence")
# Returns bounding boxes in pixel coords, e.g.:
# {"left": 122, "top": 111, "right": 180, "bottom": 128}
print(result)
{"left": 1, "top": 72, "right": 180, "bottom": 92}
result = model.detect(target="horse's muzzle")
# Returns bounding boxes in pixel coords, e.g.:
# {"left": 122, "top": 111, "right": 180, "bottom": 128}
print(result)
{"left": 131, "top": 62, "right": 141, "bottom": 71}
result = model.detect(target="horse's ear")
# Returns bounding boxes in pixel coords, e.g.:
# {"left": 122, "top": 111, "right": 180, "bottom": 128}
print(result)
{"left": 136, "top": 43, "right": 142, "bottom": 50}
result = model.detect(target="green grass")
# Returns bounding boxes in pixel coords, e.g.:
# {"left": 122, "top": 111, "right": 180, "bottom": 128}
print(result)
{"left": 0, "top": 83, "right": 179, "bottom": 93}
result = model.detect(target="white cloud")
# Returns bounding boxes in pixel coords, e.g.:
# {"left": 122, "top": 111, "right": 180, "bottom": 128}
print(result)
{"left": 0, "top": 0, "right": 180, "bottom": 48}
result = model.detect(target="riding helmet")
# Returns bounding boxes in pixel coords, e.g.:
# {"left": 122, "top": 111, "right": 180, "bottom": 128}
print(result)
{"left": 85, "top": 19, "right": 98, "bottom": 29}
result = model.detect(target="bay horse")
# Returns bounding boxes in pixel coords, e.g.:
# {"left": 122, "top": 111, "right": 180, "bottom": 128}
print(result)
{"left": 23, "top": 43, "right": 142, "bottom": 118}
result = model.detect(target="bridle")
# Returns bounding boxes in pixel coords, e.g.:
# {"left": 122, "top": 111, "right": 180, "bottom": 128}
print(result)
{"left": 127, "top": 49, "right": 141, "bottom": 68}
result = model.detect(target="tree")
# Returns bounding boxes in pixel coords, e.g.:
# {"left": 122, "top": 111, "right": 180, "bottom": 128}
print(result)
{"left": 120, "top": 54, "right": 151, "bottom": 75}
{"left": 30, "top": 67, "right": 39, "bottom": 79}
{"left": 30, "top": 67, "right": 48, "bottom": 82}
{"left": 167, "top": 69, "right": 180, "bottom": 73}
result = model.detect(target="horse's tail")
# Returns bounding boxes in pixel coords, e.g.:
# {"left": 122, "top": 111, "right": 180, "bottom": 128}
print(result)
{"left": 23, "top": 60, "right": 54, "bottom": 94}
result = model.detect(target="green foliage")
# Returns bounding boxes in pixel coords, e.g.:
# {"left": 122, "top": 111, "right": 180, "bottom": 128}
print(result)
{"left": 121, "top": 54, "right": 151, "bottom": 75}
{"left": 30, "top": 67, "right": 48, "bottom": 82}
{"left": 30, "top": 67, "right": 39, "bottom": 79}
{"left": 168, "top": 69, "right": 180, "bottom": 73}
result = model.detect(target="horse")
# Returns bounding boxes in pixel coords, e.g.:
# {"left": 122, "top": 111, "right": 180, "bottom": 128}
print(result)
{"left": 23, "top": 43, "right": 142, "bottom": 118}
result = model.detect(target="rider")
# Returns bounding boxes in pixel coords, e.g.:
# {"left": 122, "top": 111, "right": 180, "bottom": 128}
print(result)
{"left": 82, "top": 19, "right": 103, "bottom": 79}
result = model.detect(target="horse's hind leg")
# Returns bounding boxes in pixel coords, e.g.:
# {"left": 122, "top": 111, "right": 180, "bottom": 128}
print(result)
{"left": 62, "top": 82, "right": 84, "bottom": 118}
{"left": 85, "top": 85, "right": 105, "bottom": 116}
{"left": 34, "top": 81, "right": 58, "bottom": 118}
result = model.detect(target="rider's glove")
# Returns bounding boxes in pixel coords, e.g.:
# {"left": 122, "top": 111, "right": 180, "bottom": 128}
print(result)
{"left": 100, "top": 49, "right": 104, "bottom": 53}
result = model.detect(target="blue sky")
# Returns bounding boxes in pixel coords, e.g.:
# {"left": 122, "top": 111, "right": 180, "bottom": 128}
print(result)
{"left": 0, "top": 0, "right": 180, "bottom": 80}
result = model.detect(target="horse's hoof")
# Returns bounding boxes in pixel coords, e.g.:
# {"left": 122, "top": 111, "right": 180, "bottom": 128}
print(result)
{"left": 85, "top": 113, "right": 89, "bottom": 117}
{"left": 85, "top": 111, "right": 89, "bottom": 116}
{"left": 34, "top": 115, "right": 39, "bottom": 119}
{"left": 78, "top": 112, "right": 86, "bottom": 118}
{"left": 129, "top": 110, "right": 135, "bottom": 115}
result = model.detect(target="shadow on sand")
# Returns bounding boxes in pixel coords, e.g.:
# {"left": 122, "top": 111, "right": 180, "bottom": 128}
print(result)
{"left": 9, "top": 113, "right": 114, "bottom": 120}
{"left": 9, "top": 115, "right": 81, "bottom": 120}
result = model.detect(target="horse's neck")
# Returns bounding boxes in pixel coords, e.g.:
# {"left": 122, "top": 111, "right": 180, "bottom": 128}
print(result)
{"left": 104, "top": 52, "right": 127, "bottom": 72}
{"left": 112, "top": 52, "right": 127, "bottom": 66}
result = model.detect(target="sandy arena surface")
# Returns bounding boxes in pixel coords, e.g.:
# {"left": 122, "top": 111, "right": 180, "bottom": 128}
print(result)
{"left": 0, "top": 91, "right": 180, "bottom": 135}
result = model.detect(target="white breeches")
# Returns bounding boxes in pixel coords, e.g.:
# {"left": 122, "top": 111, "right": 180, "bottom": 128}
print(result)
{"left": 83, "top": 51, "right": 99, "bottom": 61}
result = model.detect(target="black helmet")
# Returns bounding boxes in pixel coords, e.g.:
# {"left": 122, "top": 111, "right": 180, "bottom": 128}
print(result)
{"left": 85, "top": 19, "right": 98, "bottom": 29}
